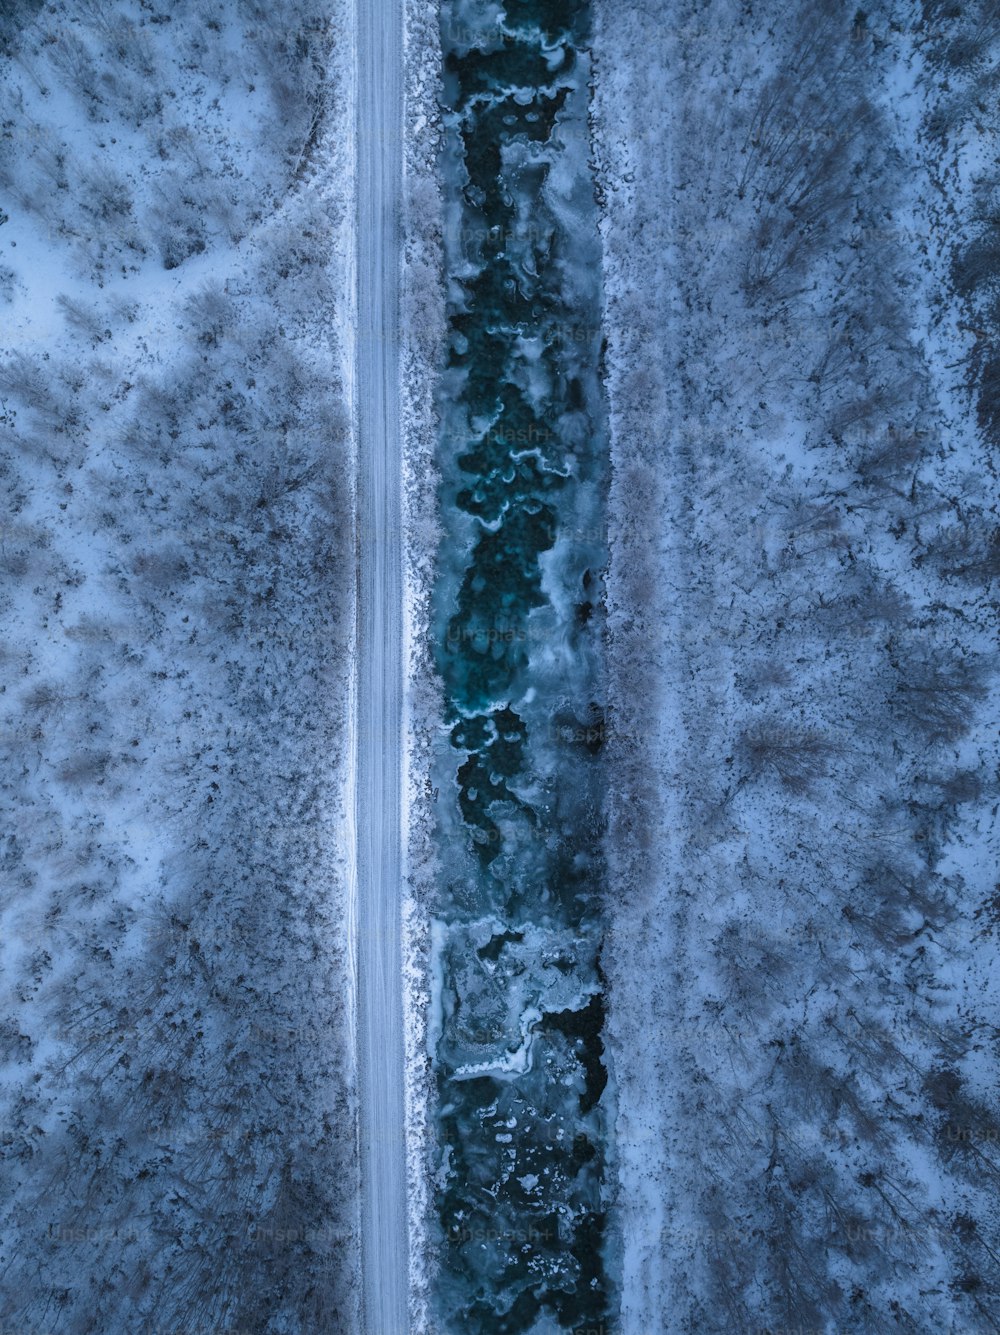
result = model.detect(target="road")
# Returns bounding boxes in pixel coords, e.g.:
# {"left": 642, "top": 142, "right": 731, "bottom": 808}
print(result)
{"left": 354, "top": 0, "right": 408, "bottom": 1328}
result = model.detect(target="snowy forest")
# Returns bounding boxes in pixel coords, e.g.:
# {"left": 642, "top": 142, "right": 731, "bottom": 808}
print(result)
{"left": 1, "top": 0, "right": 998, "bottom": 1332}
{"left": 596, "top": 0, "right": 1000, "bottom": 1330}
{"left": 0, "top": 1, "right": 359, "bottom": 1330}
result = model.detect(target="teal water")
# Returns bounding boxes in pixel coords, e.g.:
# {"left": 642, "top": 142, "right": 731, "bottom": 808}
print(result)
{"left": 431, "top": 1, "right": 613, "bottom": 1330}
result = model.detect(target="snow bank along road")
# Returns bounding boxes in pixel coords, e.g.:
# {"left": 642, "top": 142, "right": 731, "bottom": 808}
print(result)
{"left": 353, "top": 0, "right": 409, "bottom": 1329}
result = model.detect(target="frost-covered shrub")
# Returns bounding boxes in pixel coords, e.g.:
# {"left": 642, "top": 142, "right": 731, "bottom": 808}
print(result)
{"left": 739, "top": 724, "right": 840, "bottom": 792}
{"left": 925, "top": 521, "right": 1000, "bottom": 584}
{"left": 77, "top": 160, "right": 134, "bottom": 222}
{"left": 56, "top": 292, "right": 108, "bottom": 343}
{"left": 736, "top": 9, "right": 880, "bottom": 308}
{"left": 892, "top": 650, "right": 989, "bottom": 744}
{"left": 972, "top": 348, "right": 1000, "bottom": 442}
{"left": 845, "top": 861, "right": 956, "bottom": 947}
{"left": 952, "top": 226, "right": 1000, "bottom": 300}
{"left": 46, "top": 29, "right": 104, "bottom": 109}
{"left": 0, "top": 349, "right": 46, "bottom": 407}
{"left": 855, "top": 424, "right": 926, "bottom": 487}
{"left": 148, "top": 172, "right": 210, "bottom": 269}
{"left": 183, "top": 279, "right": 235, "bottom": 347}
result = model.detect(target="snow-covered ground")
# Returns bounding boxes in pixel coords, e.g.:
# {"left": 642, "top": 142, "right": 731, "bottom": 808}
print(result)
{"left": 399, "top": 0, "right": 446, "bottom": 1327}
{"left": 5, "top": 0, "right": 999, "bottom": 1330}
{"left": 594, "top": 1, "right": 1000, "bottom": 1330}
{"left": 0, "top": 2, "right": 360, "bottom": 1329}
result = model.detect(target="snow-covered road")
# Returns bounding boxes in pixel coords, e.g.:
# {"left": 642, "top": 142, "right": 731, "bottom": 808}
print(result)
{"left": 354, "top": 0, "right": 409, "bottom": 1328}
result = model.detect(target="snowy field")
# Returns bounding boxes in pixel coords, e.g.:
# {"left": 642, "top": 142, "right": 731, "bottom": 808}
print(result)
{"left": 0, "top": 2, "right": 360, "bottom": 1329}
{"left": 594, "top": 1, "right": 1000, "bottom": 1330}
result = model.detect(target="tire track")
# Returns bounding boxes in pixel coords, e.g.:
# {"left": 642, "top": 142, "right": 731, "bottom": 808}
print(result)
{"left": 354, "top": 0, "right": 408, "bottom": 1327}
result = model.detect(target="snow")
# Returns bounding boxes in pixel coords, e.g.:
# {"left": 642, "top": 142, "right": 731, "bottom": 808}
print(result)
{"left": 5, "top": 0, "right": 998, "bottom": 1329}
{"left": 0, "top": 3, "right": 360, "bottom": 1330}
{"left": 399, "top": 0, "right": 447, "bottom": 1327}
{"left": 593, "top": 0, "right": 1000, "bottom": 1330}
